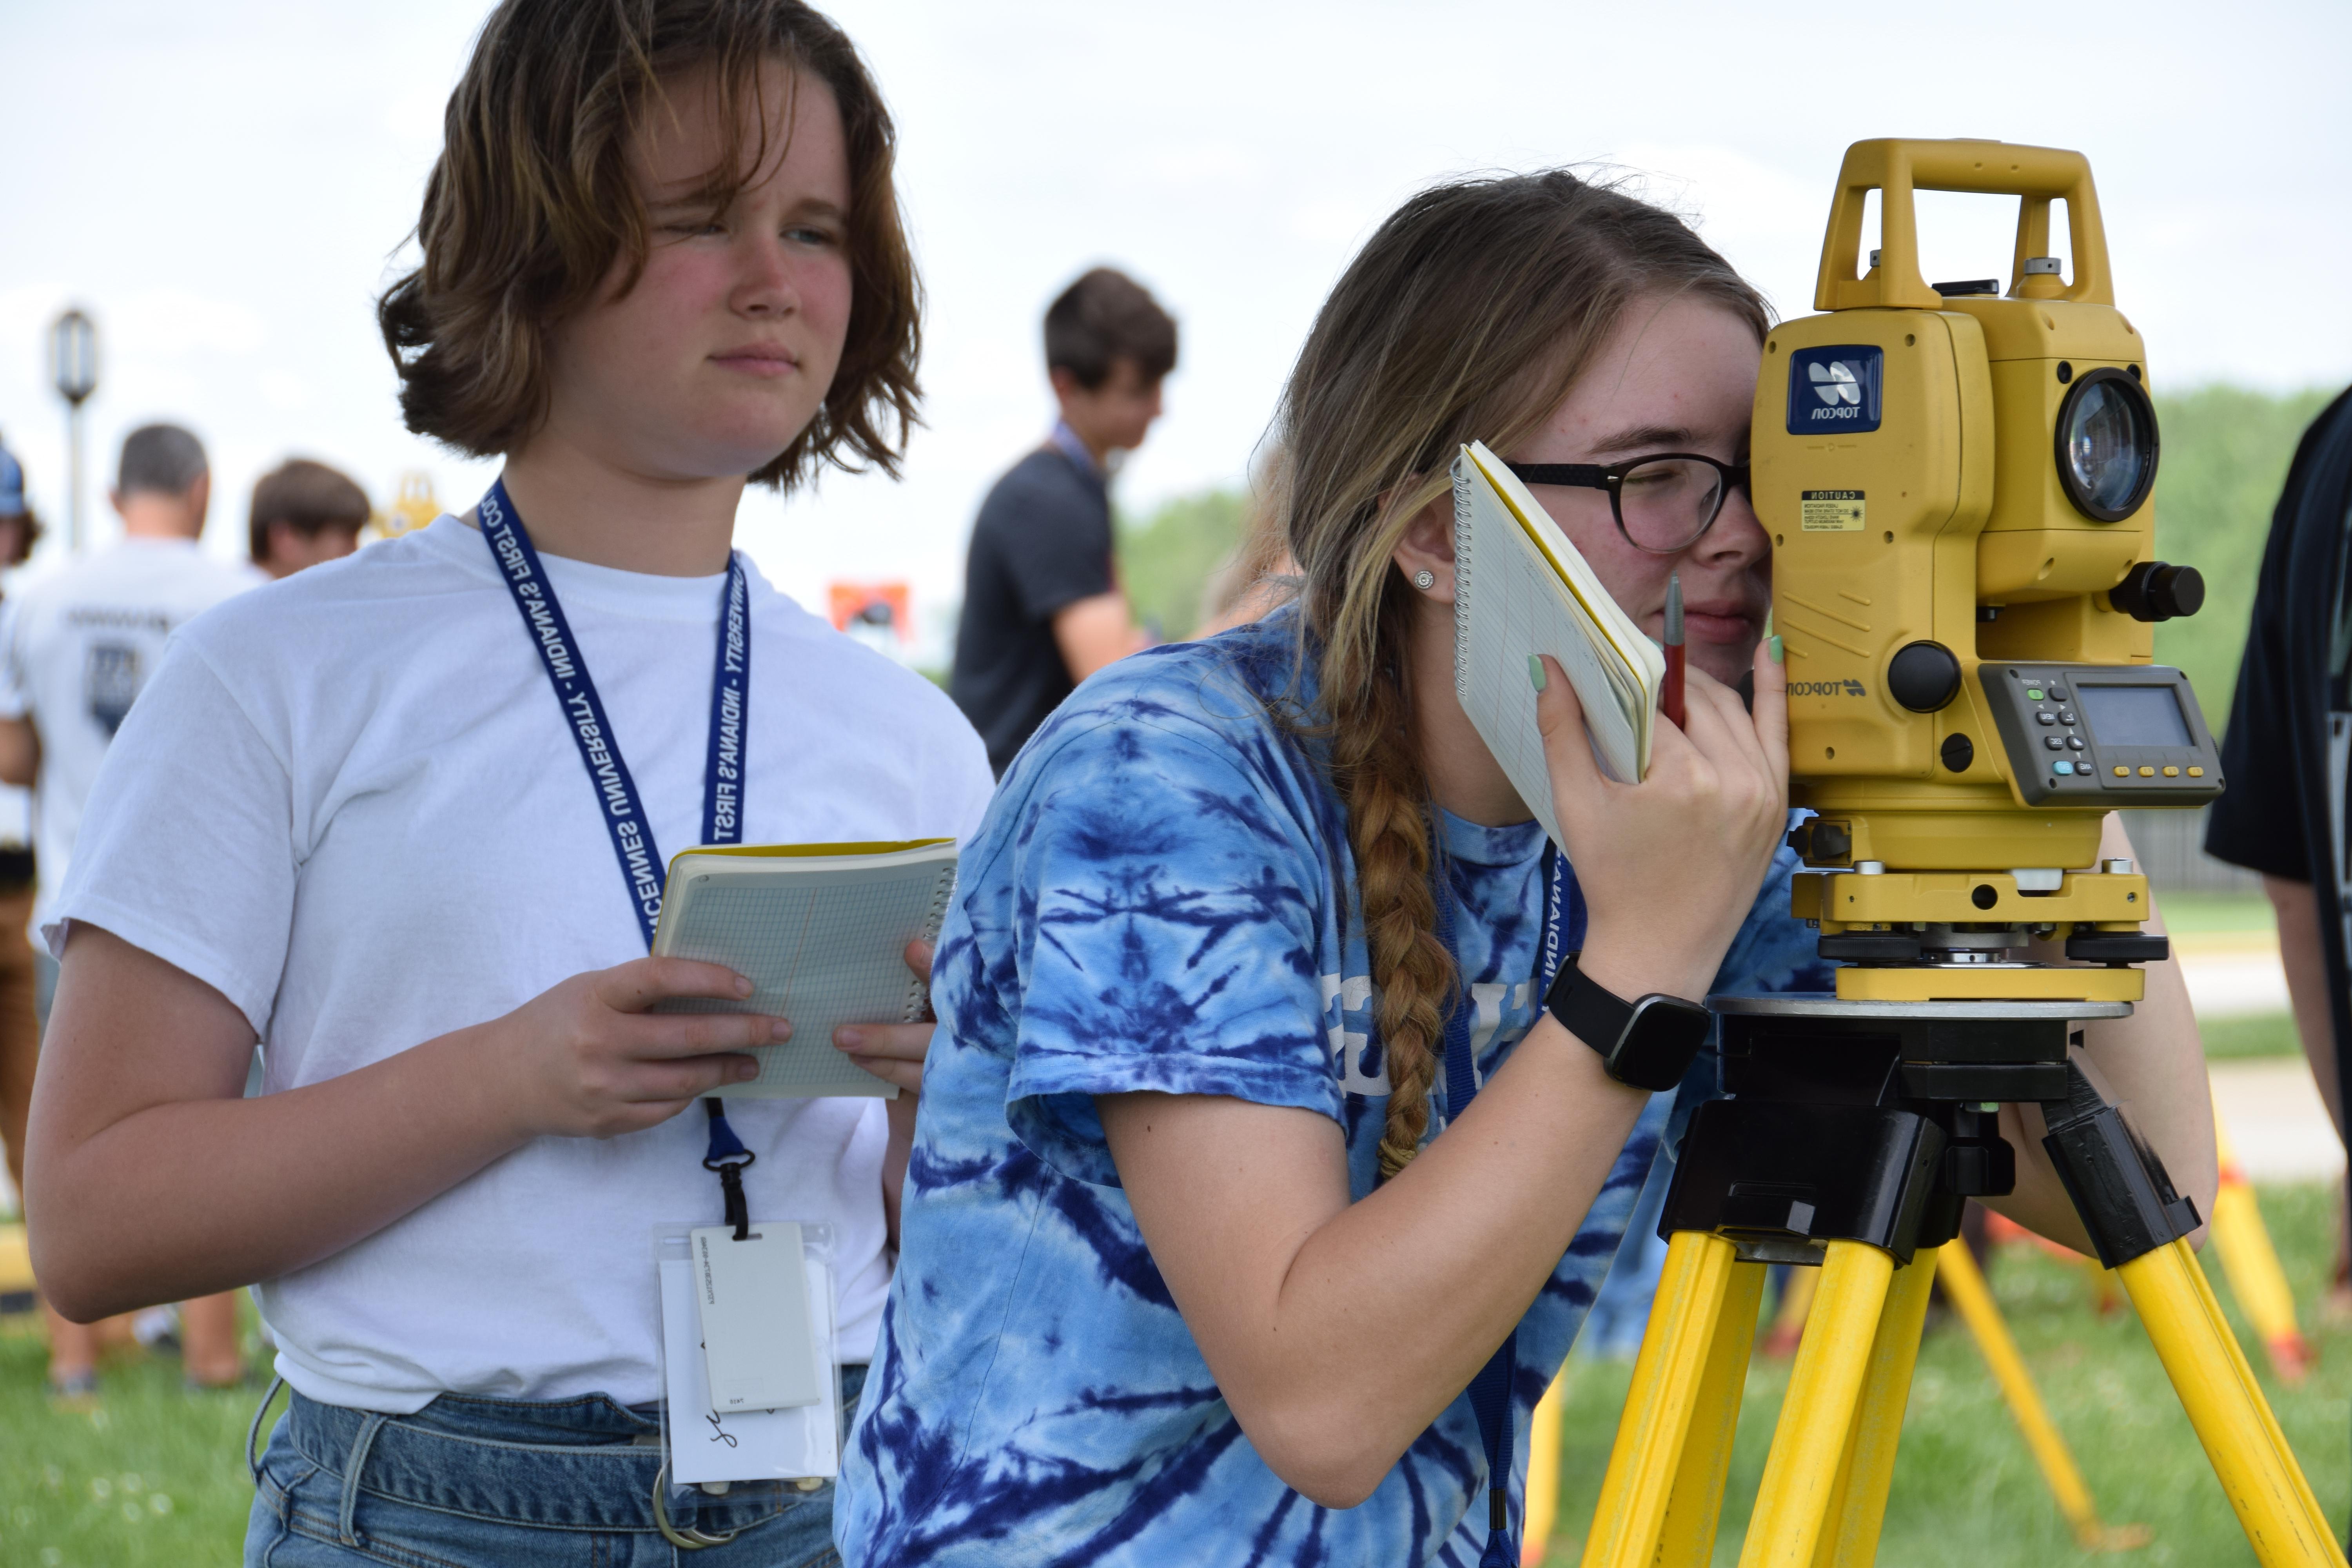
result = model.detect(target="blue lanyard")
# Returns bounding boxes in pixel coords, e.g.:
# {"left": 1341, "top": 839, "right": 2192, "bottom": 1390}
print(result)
{"left": 478, "top": 477, "right": 758, "bottom": 1230}
{"left": 1429, "top": 842, "right": 1581, "bottom": 1568}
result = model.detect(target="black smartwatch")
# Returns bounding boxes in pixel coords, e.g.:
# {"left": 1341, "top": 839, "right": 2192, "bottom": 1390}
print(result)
{"left": 1543, "top": 954, "right": 1711, "bottom": 1091}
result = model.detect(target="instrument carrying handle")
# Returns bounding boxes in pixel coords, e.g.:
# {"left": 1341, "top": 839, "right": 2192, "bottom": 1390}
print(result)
{"left": 1812, "top": 138, "right": 2113, "bottom": 312}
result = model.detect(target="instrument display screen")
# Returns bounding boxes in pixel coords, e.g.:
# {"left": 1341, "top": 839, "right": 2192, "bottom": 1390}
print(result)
{"left": 2078, "top": 684, "right": 2194, "bottom": 749}
{"left": 1980, "top": 664, "right": 2221, "bottom": 808}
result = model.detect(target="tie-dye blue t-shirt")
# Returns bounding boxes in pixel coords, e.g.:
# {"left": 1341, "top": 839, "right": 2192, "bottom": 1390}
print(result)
{"left": 837, "top": 608, "right": 1825, "bottom": 1567}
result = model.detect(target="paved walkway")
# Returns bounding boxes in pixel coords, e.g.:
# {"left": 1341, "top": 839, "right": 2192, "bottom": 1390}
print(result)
{"left": 2172, "top": 931, "right": 2342, "bottom": 1180}
{"left": 2212, "top": 1058, "right": 2342, "bottom": 1182}
{"left": 2178, "top": 929, "right": 2293, "bottom": 1019}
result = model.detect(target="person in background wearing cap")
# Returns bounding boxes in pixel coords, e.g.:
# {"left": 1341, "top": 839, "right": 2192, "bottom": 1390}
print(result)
{"left": 0, "top": 422, "right": 256, "bottom": 1395}
{"left": 249, "top": 458, "right": 368, "bottom": 581}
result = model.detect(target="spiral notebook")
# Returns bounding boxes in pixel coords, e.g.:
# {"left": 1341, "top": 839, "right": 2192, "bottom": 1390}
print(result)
{"left": 650, "top": 839, "right": 958, "bottom": 1098}
{"left": 1451, "top": 441, "right": 1663, "bottom": 850}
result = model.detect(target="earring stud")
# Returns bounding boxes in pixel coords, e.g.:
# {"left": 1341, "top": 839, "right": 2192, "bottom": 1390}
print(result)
{"left": 1413, "top": 570, "right": 1435, "bottom": 590}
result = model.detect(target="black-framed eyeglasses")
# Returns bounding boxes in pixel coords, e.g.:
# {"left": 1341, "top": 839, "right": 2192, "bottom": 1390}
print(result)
{"left": 1504, "top": 453, "right": 1750, "bottom": 555}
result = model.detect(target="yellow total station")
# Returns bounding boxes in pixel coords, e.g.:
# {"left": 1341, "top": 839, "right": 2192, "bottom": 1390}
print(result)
{"left": 1755, "top": 140, "right": 2219, "bottom": 1004}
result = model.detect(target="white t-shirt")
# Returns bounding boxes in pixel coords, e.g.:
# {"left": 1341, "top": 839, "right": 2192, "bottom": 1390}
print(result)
{"left": 0, "top": 538, "right": 262, "bottom": 932}
{"left": 51, "top": 516, "right": 995, "bottom": 1412}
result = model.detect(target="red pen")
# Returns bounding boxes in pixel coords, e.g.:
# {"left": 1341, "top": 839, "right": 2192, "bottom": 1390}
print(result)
{"left": 1662, "top": 571, "right": 1686, "bottom": 730}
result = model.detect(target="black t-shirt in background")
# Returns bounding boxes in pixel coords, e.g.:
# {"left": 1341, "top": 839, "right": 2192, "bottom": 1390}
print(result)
{"left": 2205, "top": 386, "right": 2352, "bottom": 1107}
{"left": 950, "top": 446, "right": 1115, "bottom": 775}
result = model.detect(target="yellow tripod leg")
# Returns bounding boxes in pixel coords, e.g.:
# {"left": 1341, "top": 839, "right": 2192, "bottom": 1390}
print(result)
{"left": 2119, "top": 1237, "right": 2345, "bottom": 1567}
{"left": 1581, "top": 1232, "right": 1761, "bottom": 1568}
{"left": 1936, "top": 1239, "right": 2149, "bottom": 1552}
{"left": 1735, "top": 1240, "right": 1895, "bottom": 1568}
{"left": 1808, "top": 1249, "right": 1938, "bottom": 1568}
{"left": 1653, "top": 1259, "right": 1767, "bottom": 1565}
{"left": 2211, "top": 1109, "right": 2316, "bottom": 1383}
{"left": 1523, "top": 1365, "right": 1565, "bottom": 1565}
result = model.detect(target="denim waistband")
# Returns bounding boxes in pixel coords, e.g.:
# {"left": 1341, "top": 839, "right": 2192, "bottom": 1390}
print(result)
{"left": 276, "top": 1365, "right": 865, "bottom": 1535}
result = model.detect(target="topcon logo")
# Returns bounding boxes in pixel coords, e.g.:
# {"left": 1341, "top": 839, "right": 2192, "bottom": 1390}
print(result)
{"left": 1810, "top": 361, "right": 1861, "bottom": 406}
{"left": 1789, "top": 678, "right": 1868, "bottom": 698}
{"left": 1785, "top": 346, "right": 1883, "bottom": 434}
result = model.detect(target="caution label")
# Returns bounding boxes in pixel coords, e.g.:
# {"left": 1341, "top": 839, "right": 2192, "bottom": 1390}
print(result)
{"left": 1801, "top": 490, "right": 1866, "bottom": 532}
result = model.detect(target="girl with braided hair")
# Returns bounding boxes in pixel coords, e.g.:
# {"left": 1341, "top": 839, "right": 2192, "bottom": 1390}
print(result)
{"left": 842, "top": 169, "right": 2214, "bottom": 1565}
{"left": 840, "top": 167, "right": 1802, "bottom": 1565}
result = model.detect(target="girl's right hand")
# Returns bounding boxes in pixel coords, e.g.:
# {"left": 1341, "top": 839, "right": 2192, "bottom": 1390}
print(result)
{"left": 486, "top": 958, "right": 786, "bottom": 1140}
{"left": 1536, "top": 638, "right": 1789, "bottom": 1002}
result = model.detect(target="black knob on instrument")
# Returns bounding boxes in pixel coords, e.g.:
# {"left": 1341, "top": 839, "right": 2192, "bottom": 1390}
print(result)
{"left": 2109, "top": 561, "right": 2205, "bottom": 622}
{"left": 1886, "top": 641, "right": 1962, "bottom": 713}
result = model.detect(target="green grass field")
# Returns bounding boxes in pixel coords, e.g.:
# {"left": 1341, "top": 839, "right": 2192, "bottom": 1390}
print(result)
{"left": 2205, "top": 1012, "right": 2303, "bottom": 1060}
{"left": 1538, "top": 1182, "right": 2352, "bottom": 1564}
{"left": 2157, "top": 891, "right": 2275, "bottom": 936}
{"left": 0, "top": 1299, "right": 271, "bottom": 1566}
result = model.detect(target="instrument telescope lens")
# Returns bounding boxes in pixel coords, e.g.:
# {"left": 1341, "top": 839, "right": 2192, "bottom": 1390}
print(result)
{"left": 2055, "top": 370, "right": 2159, "bottom": 521}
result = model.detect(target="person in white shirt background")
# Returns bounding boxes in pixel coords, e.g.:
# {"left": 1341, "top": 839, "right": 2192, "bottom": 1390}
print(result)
{"left": 0, "top": 422, "right": 260, "bottom": 1395}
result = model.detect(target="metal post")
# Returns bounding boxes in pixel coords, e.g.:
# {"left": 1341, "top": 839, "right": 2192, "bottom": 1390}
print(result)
{"left": 47, "top": 308, "right": 98, "bottom": 553}
{"left": 67, "top": 403, "right": 85, "bottom": 551}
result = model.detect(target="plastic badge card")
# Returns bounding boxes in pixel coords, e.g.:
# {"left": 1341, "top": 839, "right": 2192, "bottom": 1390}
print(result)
{"left": 655, "top": 1222, "right": 841, "bottom": 1490}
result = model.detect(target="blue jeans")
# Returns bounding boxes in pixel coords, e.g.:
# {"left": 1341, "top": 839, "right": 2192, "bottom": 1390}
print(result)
{"left": 245, "top": 1366, "right": 864, "bottom": 1566}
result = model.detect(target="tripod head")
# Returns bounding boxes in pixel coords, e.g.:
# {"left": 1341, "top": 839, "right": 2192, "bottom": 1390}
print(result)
{"left": 1757, "top": 141, "right": 2221, "bottom": 1004}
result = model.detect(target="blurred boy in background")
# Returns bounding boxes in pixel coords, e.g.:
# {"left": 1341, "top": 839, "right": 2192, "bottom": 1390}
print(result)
{"left": 249, "top": 458, "right": 368, "bottom": 579}
{"left": 950, "top": 267, "right": 1176, "bottom": 774}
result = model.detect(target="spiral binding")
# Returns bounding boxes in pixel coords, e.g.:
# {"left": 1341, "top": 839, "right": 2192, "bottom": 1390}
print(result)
{"left": 902, "top": 867, "right": 959, "bottom": 1021}
{"left": 1451, "top": 457, "right": 1476, "bottom": 707}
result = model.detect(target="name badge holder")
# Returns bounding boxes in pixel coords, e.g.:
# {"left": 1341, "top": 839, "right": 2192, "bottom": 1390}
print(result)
{"left": 653, "top": 1221, "right": 842, "bottom": 1511}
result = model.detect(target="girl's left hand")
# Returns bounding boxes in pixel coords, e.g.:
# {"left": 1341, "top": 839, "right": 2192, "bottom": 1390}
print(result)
{"left": 833, "top": 940, "right": 934, "bottom": 1094}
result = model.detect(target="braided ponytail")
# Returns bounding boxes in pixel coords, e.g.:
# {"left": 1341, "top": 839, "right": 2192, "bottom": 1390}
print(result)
{"left": 1271, "top": 170, "right": 1766, "bottom": 1178}
{"left": 1330, "top": 593, "right": 1455, "bottom": 1176}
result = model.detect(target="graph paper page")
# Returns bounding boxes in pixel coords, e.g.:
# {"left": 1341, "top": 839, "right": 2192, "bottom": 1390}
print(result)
{"left": 651, "top": 850, "right": 956, "bottom": 1098}
{"left": 1452, "top": 445, "right": 1661, "bottom": 849}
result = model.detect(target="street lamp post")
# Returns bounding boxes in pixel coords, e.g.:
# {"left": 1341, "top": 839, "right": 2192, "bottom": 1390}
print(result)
{"left": 47, "top": 308, "right": 98, "bottom": 552}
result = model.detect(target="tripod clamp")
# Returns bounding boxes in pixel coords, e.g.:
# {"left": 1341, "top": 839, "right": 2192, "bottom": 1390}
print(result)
{"left": 2036, "top": 1052, "right": 2203, "bottom": 1267}
{"left": 1667, "top": 996, "right": 2198, "bottom": 1271}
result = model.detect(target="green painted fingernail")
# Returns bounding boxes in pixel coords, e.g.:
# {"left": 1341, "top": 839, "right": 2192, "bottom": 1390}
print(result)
{"left": 1768, "top": 635, "right": 1784, "bottom": 664}
{"left": 1528, "top": 655, "right": 1546, "bottom": 691}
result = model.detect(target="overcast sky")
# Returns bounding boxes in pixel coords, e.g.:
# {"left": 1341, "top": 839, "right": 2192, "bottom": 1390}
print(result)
{"left": 3, "top": 1, "right": 2346, "bottom": 659}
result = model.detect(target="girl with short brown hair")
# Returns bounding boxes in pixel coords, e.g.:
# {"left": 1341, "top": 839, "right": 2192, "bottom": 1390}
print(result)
{"left": 26, "top": 4, "right": 989, "bottom": 1563}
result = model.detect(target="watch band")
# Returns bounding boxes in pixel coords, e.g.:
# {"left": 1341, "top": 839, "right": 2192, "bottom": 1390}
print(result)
{"left": 1543, "top": 954, "right": 1711, "bottom": 1092}
{"left": 1546, "top": 954, "right": 1635, "bottom": 1066}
